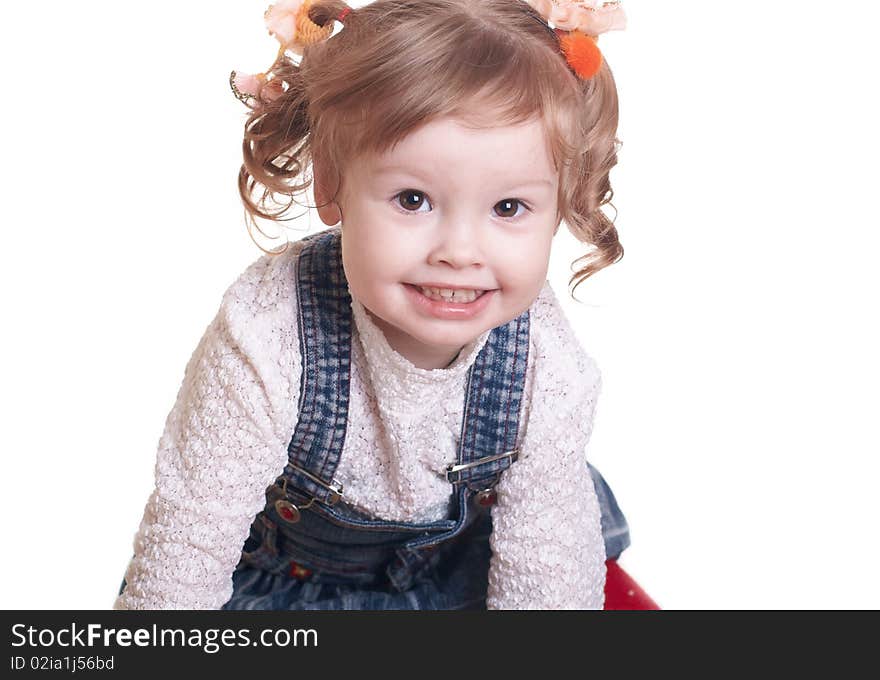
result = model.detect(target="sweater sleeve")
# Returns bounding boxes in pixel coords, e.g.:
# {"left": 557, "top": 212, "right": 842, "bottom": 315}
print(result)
{"left": 485, "top": 285, "right": 607, "bottom": 610}
{"left": 113, "top": 250, "right": 302, "bottom": 610}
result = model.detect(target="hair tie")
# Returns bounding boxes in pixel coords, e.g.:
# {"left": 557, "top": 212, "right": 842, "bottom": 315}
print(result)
{"left": 525, "top": 1, "right": 627, "bottom": 79}
{"left": 230, "top": 1, "right": 351, "bottom": 108}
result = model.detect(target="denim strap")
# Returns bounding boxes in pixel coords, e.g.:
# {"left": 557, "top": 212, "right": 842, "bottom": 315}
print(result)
{"left": 282, "top": 229, "right": 353, "bottom": 504}
{"left": 447, "top": 308, "right": 530, "bottom": 487}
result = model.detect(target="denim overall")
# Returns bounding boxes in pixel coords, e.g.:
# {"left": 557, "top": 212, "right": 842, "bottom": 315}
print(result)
{"left": 117, "top": 227, "right": 629, "bottom": 609}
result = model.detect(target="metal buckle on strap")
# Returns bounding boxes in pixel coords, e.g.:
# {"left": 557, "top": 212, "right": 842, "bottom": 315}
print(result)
{"left": 287, "top": 463, "right": 344, "bottom": 505}
{"left": 445, "top": 449, "right": 519, "bottom": 484}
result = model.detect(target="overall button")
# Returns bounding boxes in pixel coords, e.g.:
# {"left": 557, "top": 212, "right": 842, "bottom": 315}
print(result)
{"left": 289, "top": 561, "right": 313, "bottom": 579}
{"left": 275, "top": 499, "right": 301, "bottom": 523}
{"left": 474, "top": 488, "right": 497, "bottom": 507}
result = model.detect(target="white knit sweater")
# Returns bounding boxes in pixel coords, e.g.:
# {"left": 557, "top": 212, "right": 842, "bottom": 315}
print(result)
{"left": 113, "top": 234, "right": 606, "bottom": 610}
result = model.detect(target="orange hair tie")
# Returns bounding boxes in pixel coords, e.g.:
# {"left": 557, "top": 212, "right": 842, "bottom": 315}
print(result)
{"left": 556, "top": 29, "right": 603, "bottom": 80}
{"left": 230, "top": 2, "right": 352, "bottom": 108}
{"left": 526, "top": 1, "right": 627, "bottom": 81}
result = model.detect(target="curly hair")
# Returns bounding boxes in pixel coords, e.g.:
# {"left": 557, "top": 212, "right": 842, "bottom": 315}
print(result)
{"left": 237, "top": 0, "right": 623, "bottom": 298}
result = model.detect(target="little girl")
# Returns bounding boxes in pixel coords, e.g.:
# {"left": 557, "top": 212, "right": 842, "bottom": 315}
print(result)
{"left": 114, "top": 0, "right": 631, "bottom": 610}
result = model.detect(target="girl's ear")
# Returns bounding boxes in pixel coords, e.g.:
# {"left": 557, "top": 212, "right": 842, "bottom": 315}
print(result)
{"left": 313, "top": 159, "right": 343, "bottom": 226}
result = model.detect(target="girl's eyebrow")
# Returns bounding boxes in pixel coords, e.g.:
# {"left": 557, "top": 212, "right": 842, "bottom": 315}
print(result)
{"left": 372, "top": 165, "right": 554, "bottom": 189}
{"left": 372, "top": 165, "right": 432, "bottom": 182}
{"left": 506, "top": 179, "right": 555, "bottom": 189}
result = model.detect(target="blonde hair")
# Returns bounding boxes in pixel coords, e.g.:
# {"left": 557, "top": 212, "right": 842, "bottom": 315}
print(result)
{"left": 239, "top": 0, "right": 623, "bottom": 298}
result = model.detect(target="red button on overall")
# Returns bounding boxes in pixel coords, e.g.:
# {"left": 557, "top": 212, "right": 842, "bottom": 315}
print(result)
{"left": 289, "top": 561, "right": 313, "bottom": 579}
{"left": 274, "top": 499, "right": 301, "bottom": 523}
{"left": 475, "top": 489, "right": 497, "bottom": 507}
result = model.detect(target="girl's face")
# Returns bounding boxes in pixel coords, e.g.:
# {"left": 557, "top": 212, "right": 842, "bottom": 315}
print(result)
{"left": 323, "top": 116, "right": 560, "bottom": 370}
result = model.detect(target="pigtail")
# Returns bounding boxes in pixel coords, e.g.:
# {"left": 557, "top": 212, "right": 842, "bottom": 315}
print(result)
{"left": 235, "top": 1, "right": 353, "bottom": 255}
{"left": 559, "top": 61, "right": 624, "bottom": 300}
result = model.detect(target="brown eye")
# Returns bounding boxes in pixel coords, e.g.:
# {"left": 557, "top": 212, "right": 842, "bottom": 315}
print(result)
{"left": 495, "top": 199, "right": 525, "bottom": 219}
{"left": 397, "top": 190, "right": 428, "bottom": 212}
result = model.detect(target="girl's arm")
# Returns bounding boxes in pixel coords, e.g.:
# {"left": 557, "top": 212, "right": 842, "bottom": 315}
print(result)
{"left": 114, "top": 250, "right": 302, "bottom": 609}
{"left": 486, "top": 285, "right": 607, "bottom": 610}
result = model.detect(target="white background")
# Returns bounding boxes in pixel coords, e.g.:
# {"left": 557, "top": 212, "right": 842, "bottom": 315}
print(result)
{"left": 1, "top": 1, "right": 878, "bottom": 609}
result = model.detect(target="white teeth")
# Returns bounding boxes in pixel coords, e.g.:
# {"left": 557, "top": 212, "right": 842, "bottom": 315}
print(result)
{"left": 418, "top": 286, "right": 484, "bottom": 303}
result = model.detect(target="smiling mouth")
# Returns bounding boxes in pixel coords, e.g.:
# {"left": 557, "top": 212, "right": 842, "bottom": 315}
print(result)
{"left": 407, "top": 284, "right": 491, "bottom": 303}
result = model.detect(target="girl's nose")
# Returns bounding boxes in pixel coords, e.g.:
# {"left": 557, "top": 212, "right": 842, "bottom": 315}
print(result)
{"left": 429, "top": 223, "right": 484, "bottom": 270}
